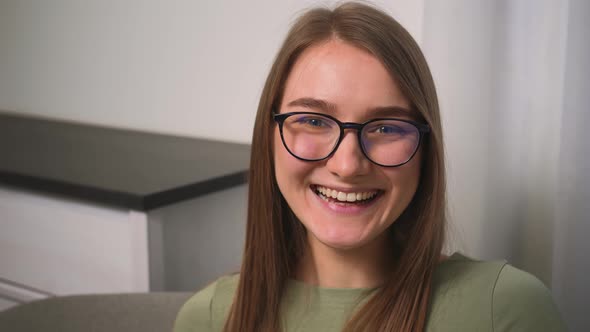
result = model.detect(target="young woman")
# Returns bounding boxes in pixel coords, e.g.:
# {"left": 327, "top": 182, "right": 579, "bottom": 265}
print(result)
{"left": 175, "top": 2, "right": 566, "bottom": 331}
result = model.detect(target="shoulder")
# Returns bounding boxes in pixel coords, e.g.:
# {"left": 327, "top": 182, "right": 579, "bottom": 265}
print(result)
{"left": 427, "top": 253, "right": 566, "bottom": 331}
{"left": 173, "top": 274, "right": 239, "bottom": 332}
{"left": 492, "top": 264, "right": 567, "bottom": 331}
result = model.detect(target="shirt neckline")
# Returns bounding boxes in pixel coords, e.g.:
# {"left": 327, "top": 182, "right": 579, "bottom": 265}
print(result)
{"left": 287, "top": 252, "right": 465, "bottom": 294}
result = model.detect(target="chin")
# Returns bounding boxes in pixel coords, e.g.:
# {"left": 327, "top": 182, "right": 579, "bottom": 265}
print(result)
{"left": 310, "top": 227, "right": 372, "bottom": 251}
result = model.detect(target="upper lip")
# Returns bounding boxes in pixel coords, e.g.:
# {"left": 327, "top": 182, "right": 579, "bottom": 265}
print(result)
{"left": 312, "top": 184, "right": 382, "bottom": 193}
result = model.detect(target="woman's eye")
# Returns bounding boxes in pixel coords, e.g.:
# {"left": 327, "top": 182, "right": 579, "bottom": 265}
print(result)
{"left": 307, "top": 118, "right": 324, "bottom": 127}
{"left": 375, "top": 125, "right": 403, "bottom": 134}
{"left": 296, "top": 117, "right": 329, "bottom": 127}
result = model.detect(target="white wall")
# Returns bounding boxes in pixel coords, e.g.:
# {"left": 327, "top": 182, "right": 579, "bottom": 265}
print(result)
{"left": 0, "top": 0, "right": 422, "bottom": 144}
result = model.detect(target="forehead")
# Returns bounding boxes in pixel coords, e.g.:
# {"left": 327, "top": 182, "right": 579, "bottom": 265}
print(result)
{"left": 281, "top": 39, "right": 411, "bottom": 117}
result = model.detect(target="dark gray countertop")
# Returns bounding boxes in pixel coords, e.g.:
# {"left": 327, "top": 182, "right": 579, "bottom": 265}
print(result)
{"left": 0, "top": 112, "right": 251, "bottom": 211}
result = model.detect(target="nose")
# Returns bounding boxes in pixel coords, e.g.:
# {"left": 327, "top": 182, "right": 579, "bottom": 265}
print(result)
{"left": 325, "top": 131, "right": 371, "bottom": 178}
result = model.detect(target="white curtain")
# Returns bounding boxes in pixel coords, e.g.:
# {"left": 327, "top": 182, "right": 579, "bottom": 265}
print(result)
{"left": 419, "top": 0, "right": 589, "bottom": 330}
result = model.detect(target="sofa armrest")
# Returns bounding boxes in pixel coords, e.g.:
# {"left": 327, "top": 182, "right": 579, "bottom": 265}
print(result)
{"left": 0, "top": 292, "right": 192, "bottom": 332}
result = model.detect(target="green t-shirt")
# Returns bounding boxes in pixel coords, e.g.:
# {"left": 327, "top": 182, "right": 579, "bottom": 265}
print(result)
{"left": 174, "top": 253, "right": 567, "bottom": 331}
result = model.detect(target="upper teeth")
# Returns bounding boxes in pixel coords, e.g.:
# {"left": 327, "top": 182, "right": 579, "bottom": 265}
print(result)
{"left": 315, "top": 186, "right": 378, "bottom": 202}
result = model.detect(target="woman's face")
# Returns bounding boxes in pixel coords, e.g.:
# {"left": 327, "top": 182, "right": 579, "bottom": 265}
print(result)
{"left": 274, "top": 40, "right": 422, "bottom": 251}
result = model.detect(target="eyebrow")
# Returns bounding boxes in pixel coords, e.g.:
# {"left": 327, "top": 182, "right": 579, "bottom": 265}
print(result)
{"left": 286, "top": 97, "right": 414, "bottom": 119}
{"left": 287, "top": 97, "right": 337, "bottom": 113}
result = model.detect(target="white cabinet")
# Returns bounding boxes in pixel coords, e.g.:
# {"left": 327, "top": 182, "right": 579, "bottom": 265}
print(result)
{"left": 0, "top": 183, "right": 247, "bottom": 310}
{"left": 148, "top": 184, "right": 246, "bottom": 292}
{"left": 0, "top": 113, "right": 250, "bottom": 311}
{"left": 0, "top": 186, "right": 149, "bottom": 309}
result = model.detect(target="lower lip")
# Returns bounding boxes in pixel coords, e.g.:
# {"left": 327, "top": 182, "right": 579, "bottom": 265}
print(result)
{"left": 311, "top": 188, "right": 381, "bottom": 215}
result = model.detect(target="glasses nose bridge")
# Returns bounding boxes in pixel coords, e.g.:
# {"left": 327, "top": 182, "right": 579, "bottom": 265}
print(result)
{"left": 340, "top": 122, "right": 363, "bottom": 132}
{"left": 335, "top": 121, "right": 365, "bottom": 150}
{"left": 339, "top": 122, "right": 364, "bottom": 142}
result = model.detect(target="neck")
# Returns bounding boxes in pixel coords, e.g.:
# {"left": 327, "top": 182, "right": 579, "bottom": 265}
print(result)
{"left": 295, "top": 233, "right": 392, "bottom": 289}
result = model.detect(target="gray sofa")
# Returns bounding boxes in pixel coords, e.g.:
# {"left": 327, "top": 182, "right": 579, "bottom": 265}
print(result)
{"left": 0, "top": 292, "right": 192, "bottom": 332}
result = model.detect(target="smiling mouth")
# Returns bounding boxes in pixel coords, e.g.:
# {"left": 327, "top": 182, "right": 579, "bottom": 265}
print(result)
{"left": 311, "top": 185, "right": 382, "bottom": 205}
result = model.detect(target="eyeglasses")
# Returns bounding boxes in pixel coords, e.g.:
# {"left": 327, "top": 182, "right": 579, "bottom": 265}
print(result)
{"left": 273, "top": 112, "right": 430, "bottom": 167}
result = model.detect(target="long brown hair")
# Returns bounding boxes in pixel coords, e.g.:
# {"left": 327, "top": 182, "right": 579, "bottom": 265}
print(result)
{"left": 224, "top": 2, "right": 446, "bottom": 331}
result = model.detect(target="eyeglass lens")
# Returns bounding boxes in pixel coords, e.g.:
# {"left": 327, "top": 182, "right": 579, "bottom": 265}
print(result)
{"left": 281, "top": 113, "right": 420, "bottom": 166}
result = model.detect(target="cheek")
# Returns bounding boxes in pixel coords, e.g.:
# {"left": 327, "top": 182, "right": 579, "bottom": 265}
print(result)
{"left": 274, "top": 128, "right": 315, "bottom": 195}
{"left": 398, "top": 149, "right": 422, "bottom": 184}
{"left": 274, "top": 128, "right": 291, "bottom": 185}
{"left": 383, "top": 152, "right": 422, "bottom": 209}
